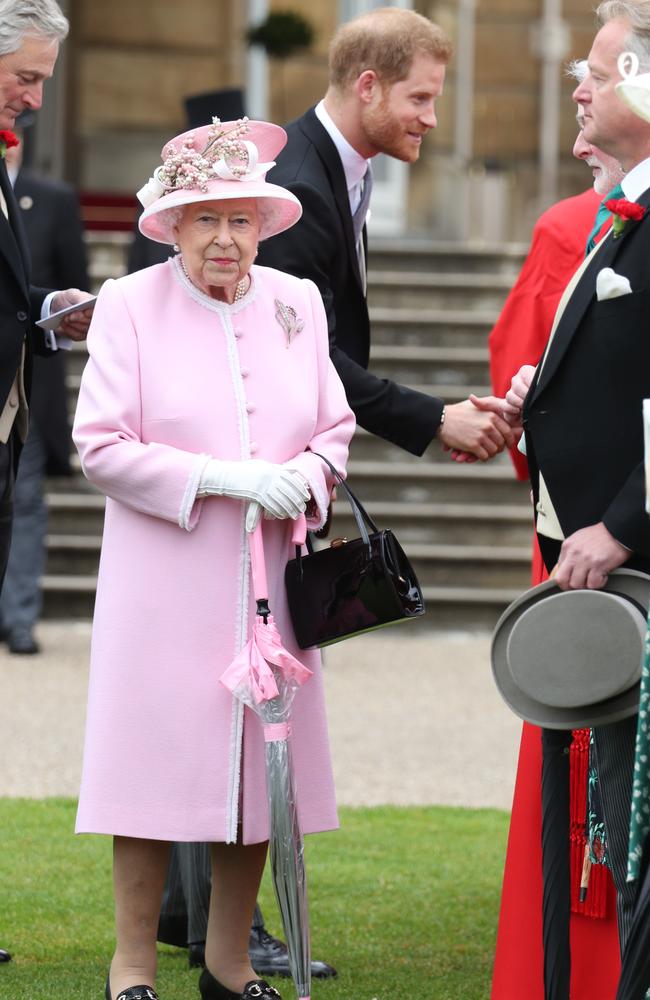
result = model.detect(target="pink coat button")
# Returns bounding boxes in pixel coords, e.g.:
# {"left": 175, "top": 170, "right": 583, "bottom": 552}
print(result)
{"left": 250, "top": 442, "right": 259, "bottom": 454}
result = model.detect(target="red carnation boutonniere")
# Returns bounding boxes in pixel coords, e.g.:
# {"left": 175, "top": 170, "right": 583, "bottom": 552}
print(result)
{"left": 605, "top": 197, "right": 646, "bottom": 237}
{"left": 0, "top": 130, "right": 19, "bottom": 160}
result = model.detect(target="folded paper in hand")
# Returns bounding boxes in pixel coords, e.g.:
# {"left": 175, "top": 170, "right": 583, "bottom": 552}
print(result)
{"left": 35, "top": 296, "right": 97, "bottom": 332}
{"left": 596, "top": 267, "right": 632, "bottom": 301}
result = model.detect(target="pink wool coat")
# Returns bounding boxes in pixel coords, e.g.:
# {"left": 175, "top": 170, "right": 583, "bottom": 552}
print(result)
{"left": 73, "top": 258, "right": 355, "bottom": 844}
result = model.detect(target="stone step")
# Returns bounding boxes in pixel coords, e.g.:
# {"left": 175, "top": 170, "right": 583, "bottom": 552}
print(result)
{"left": 368, "top": 238, "right": 526, "bottom": 274}
{"left": 367, "top": 270, "right": 513, "bottom": 311}
{"left": 46, "top": 489, "right": 104, "bottom": 533}
{"left": 330, "top": 499, "right": 533, "bottom": 546}
{"left": 416, "top": 585, "right": 521, "bottom": 631}
{"left": 369, "top": 306, "right": 496, "bottom": 347}
{"left": 346, "top": 459, "right": 530, "bottom": 504}
{"left": 45, "top": 534, "right": 101, "bottom": 575}
{"left": 41, "top": 574, "right": 97, "bottom": 619}
{"left": 406, "top": 542, "right": 529, "bottom": 589}
{"left": 368, "top": 343, "right": 490, "bottom": 384}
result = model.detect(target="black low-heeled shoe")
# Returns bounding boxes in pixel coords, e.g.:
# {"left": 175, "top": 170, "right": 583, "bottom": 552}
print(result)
{"left": 104, "top": 976, "right": 160, "bottom": 1000}
{"left": 198, "top": 967, "right": 282, "bottom": 1000}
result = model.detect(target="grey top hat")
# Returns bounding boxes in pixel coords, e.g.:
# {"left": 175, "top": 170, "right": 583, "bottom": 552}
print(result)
{"left": 491, "top": 569, "right": 650, "bottom": 729}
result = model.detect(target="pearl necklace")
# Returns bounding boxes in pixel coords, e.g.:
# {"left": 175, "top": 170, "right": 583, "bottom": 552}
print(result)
{"left": 179, "top": 255, "right": 249, "bottom": 303}
{"left": 233, "top": 275, "right": 250, "bottom": 302}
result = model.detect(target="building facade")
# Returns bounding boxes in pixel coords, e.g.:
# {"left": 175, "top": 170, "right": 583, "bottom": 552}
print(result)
{"left": 40, "top": 0, "right": 602, "bottom": 242}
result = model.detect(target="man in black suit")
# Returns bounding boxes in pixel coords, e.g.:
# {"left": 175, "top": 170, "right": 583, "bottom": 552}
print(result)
{"left": 0, "top": 0, "right": 93, "bottom": 964}
{"left": 504, "top": 0, "right": 650, "bottom": 960}
{"left": 0, "top": 120, "right": 88, "bottom": 654}
{"left": 257, "top": 6, "right": 514, "bottom": 461}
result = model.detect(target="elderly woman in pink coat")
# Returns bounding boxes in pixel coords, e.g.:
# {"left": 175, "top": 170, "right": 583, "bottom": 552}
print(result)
{"left": 72, "top": 117, "right": 355, "bottom": 1000}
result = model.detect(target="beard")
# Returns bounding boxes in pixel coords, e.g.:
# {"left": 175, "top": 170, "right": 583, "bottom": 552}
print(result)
{"left": 361, "top": 98, "right": 423, "bottom": 163}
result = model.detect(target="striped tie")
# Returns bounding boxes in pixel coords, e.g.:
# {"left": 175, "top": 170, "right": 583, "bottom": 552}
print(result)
{"left": 585, "top": 182, "right": 624, "bottom": 256}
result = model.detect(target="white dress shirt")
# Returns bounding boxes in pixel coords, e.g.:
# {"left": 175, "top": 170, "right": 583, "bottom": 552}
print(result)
{"left": 314, "top": 100, "right": 371, "bottom": 216}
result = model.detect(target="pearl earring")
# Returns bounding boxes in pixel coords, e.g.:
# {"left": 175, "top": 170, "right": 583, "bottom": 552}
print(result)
{"left": 173, "top": 244, "right": 180, "bottom": 253}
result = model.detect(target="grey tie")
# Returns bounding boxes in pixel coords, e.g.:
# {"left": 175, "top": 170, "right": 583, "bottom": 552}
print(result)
{"left": 352, "top": 163, "right": 373, "bottom": 248}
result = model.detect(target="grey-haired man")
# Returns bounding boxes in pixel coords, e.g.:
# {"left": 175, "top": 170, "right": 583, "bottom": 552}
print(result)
{"left": 0, "top": 0, "right": 94, "bottom": 964}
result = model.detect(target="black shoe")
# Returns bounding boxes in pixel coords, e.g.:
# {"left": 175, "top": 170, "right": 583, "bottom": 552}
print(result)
{"left": 0, "top": 948, "right": 11, "bottom": 963}
{"left": 249, "top": 925, "right": 337, "bottom": 980}
{"left": 189, "top": 942, "right": 205, "bottom": 968}
{"left": 198, "top": 968, "right": 281, "bottom": 1000}
{"left": 105, "top": 977, "right": 160, "bottom": 1000}
{"left": 7, "top": 627, "right": 39, "bottom": 655}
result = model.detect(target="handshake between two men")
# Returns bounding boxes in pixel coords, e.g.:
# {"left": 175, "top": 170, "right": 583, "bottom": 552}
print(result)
{"left": 454, "top": 365, "right": 630, "bottom": 594}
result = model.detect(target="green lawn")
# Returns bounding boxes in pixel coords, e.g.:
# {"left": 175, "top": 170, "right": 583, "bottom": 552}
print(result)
{"left": 0, "top": 801, "right": 508, "bottom": 1000}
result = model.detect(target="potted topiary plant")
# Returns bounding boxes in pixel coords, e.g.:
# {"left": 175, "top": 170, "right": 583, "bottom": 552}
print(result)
{"left": 246, "top": 10, "right": 315, "bottom": 121}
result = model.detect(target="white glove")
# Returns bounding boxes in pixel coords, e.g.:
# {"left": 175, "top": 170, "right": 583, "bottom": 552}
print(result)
{"left": 199, "top": 459, "right": 310, "bottom": 523}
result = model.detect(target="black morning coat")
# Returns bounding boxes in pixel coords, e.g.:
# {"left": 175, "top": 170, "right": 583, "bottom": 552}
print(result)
{"left": 0, "top": 157, "right": 49, "bottom": 470}
{"left": 13, "top": 168, "right": 89, "bottom": 474}
{"left": 256, "top": 107, "right": 443, "bottom": 456}
{"left": 522, "top": 183, "right": 650, "bottom": 574}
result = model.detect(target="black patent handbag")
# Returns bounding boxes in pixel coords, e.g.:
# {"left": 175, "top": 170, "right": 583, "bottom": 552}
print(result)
{"left": 285, "top": 454, "right": 426, "bottom": 648}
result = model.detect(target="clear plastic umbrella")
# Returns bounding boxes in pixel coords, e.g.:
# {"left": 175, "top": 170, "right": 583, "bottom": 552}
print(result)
{"left": 221, "top": 519, "right": 313, "bottom": 1000}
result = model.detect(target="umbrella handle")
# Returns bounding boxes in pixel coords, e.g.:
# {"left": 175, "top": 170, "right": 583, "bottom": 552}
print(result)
{"left": 292, "top": 513, "right": 307, "bottom": 546}
{"left": 249, "top": 521, "right": 269, "bottom": 603}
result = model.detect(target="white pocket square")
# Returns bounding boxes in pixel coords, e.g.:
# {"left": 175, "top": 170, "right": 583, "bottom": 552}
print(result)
{"left": 596, "top": 267, "right": 633, "bottom": 301}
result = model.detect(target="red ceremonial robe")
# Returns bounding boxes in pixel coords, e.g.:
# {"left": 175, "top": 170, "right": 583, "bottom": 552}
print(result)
{"left": 489, "top": 187, "right": 621, "bottom": 999}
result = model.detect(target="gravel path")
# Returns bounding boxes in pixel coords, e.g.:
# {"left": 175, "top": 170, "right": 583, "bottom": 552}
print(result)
{"left": 0, "top": 623, "right": 521, "bottom": 810}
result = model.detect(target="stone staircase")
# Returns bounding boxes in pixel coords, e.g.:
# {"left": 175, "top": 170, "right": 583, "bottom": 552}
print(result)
{"left": 42, "top": 233, "right": 533, "bottom": 629}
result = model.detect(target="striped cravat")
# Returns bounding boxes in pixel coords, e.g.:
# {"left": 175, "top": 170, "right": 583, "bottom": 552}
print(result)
{"left": 352, "top": 164, "right": 373, "bottom": 294}
{"left": 585, "top": 182, "right": 624, "bottom": 255}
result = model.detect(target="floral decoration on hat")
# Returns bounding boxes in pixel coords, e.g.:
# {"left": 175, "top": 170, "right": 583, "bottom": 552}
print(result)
{"left": 274, "top": 299, "right": 304, "bottom": 347}
{"left": 0, "top": 130, "right": 19, "bottom": 159}
{"left": 137, "top": 117, "right": 276, "bottom": 209}
{"left": 605, "top": 197, "right": 646, "bottom": 237}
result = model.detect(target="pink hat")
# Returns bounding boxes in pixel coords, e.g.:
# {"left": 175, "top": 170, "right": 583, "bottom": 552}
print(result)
{"left": 137, "top": 118, "right": 302, "bottom": 244}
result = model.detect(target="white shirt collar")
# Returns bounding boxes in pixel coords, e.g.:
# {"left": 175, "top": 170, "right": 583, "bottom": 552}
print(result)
{"left": 6, "top": 165, "right": 18, "bottom": 187}
{"left": 314, "top": 100, "right": 370, "bottom": 205}
{"left": 621, "top": 156, "right": 650, "bottom": 202}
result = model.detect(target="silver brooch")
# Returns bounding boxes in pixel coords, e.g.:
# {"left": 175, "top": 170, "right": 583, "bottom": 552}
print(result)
{"left": 274, "top": 298, "right": 304, "bottom": 347}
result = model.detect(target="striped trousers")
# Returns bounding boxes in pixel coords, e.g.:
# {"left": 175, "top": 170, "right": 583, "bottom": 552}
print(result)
{"left": 158, "top": 842, "right": 265, "bottom": 947}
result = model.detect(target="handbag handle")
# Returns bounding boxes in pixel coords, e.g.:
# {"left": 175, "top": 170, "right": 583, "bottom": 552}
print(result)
{"left": 312, "top": 452, "right": 379, "bottom": 545}
{"left": 293, "top": 452, "right": 378, "bottom": 578}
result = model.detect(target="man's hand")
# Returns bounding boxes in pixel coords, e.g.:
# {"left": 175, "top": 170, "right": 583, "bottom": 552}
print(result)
{"left": 50, "top": 288, "right": 94, "bottom": 341}
{"left": 554, "top": 522, "right": 629, "bottom": 590}
{"left": 437, "top": 396, "right": 517, "bottom": 461}
{"left": 504, "top": 364, "right": 536, "bottom": 419}
{"left": 469, "top": 392, "right": 523, "bottom": 430}
{"left": 442, "top": 394, "right": 521, "bottom": 463}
